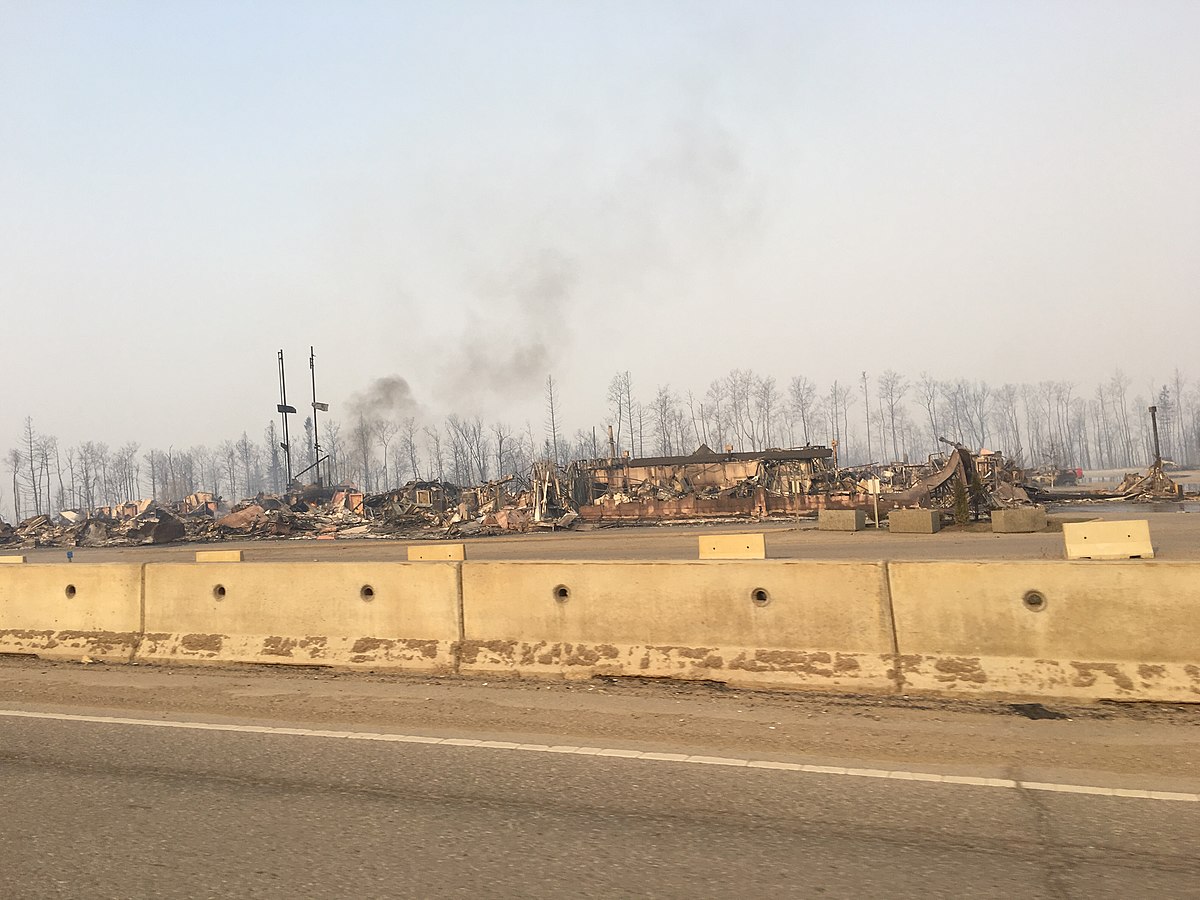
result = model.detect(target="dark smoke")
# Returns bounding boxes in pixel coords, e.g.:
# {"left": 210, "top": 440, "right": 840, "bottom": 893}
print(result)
{"left": 434, "top": 249, "right": 579, "bottom": 407}
{"left": 348, "top": 375, "right": 419, "bottom": 420}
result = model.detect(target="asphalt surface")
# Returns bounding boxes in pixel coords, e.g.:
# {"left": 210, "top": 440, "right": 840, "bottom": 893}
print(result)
{"left": 1, "top": 666, "right": 1197, "bottom": 899}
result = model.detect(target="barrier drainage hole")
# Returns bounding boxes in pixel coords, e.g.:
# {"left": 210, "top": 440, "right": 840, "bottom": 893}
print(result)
{"left": 1023, "top": 590, "right": 1046, "bottom": 612}
{"left": 213, "top": 584, "right": 226, "bottom": 601}
{"left": 360, "top": 585, "right": 375, "bottom": 602}
{"left": 64, "top": 584, "right": 76, "bottom": 599}
{"left": 553, "top": 584, "right": 570, "bottom": 602}
{"left": 751, "top": 588, "right": 771, "bottom": 607}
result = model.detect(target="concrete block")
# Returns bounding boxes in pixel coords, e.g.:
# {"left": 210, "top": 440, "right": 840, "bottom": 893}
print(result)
{"left": 991, "top": 506, "right": 1047, "bottom": 534}
{"left": 889, "top": 561, "right": 1200, "bottom": 701}
{"left": 0, "top": 563, "right": 143, "bottom": 660}
{"left": 408, "top": 543, "right": 466, "bottom": 561}
{"left": 887, "top": 509, "right": 942, "bottom": 534}
{"left": 698, "top": 533, "right": 766, "bottom": 559}
{"left": 818, "top": 509, "right": 866, "bottom": 532}
{"left": 195, "top": 549, "right": 243, "bottom": 562}
{"left": 0, "top": 555, "right": 27, "bottom": 564}
{"left": 140, "top": 562, "right": 462, "bottom": 669}
{"left": 1063, "top": 520, "right": 1153, "bottom": 560}
{"left": 459, "top": 560, "right": 895, "bottom": 691}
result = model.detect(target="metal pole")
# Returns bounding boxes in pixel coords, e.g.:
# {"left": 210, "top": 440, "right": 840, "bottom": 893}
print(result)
{"left": 310, "top": 346, "right": 322, "bottom": 487}
{"left": 277, "top": 350, "right": 293, "bottom": 487}
{"left": 1149, "top": 405, "right": 1162, "bottom": 468}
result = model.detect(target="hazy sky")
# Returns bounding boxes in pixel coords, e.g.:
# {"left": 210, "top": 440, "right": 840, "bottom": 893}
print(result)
{"left": 2, "top": 1, "right": 1197, "bottom": 449}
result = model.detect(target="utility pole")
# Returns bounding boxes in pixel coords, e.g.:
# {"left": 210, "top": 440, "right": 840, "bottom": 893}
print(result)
{"left": 310, "top": 346, "right": 327, "bottom": 486}
{"left": 1149, "top": 405, "right": 1162, "bottom": 468}
{"left": 276, "top": 350, "right": 296, "bottom": 488}
{"left": 861, "top": 371, "right": 872, "bottom": 465}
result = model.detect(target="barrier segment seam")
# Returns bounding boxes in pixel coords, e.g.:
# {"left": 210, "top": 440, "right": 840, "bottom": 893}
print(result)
{"left": 130, "top": 563, "right": 147, "bottom": 664}
{"left": 0, "top": 709, "right": 1193, "bottom": 804}
{"left": 453, "top": 560, "right": 465, "bottom": 676}
{"left": 879, "top": 559, "right": 902, "bottom": 694}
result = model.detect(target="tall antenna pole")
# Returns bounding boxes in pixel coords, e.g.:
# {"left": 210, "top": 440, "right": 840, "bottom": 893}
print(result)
{"left": 310, "top": 346, "right": 323, "bottom": 487}
{"left": 1149, "top": 405, "right": 1162, "bottom": 468}
{"left": 276, "top": 350, "right": 295, "bottom": 488}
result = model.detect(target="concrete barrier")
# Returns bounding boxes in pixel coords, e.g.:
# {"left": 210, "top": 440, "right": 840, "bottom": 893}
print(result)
{"left": 459, "top": 561, "right": 896, "bottom": 691}
{"left": 698, "top": 534, "right": 766, "bottom": 559}
{"left": 818, "top": 509, "right": 866, "bottom": 532}
{"left": 408, "top": 543, "right": 466, "bottom": 561}
{"left": 196, "top": 549, "right": 243, "bottom": 562}
{"left": 991, "top": 506, "right": 1046, "bottom": 533}
{"left": 5, "top": 555, "right": 1195, "bottom": 704}
{"left": 888, "top": 509, "right": 941, "bottom": 533}
{"left": 0, "top": 563, "right": 143, "bottom": 661}
{"left": 0, "top": 555, "right": 27, "bottom": 564}
{"left": 889, "top": 561, "right": 1200, "bottom": 701}
{"left": 1063, "top": 520, "right": 1153, "bottom": 559}
{"left": 140, "top": 562, "right": 461, "bottom": 670}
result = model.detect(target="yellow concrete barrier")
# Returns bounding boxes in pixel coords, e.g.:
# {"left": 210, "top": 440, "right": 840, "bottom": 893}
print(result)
{"left": 408, "top": 543, "right": 466, "bottom": 561}
{"left": 140, "top": 562, "right": 461, "bottom": 670}
{"left": 889, "top": 561, "right": 1200, "bottom": 701}
{"left": 698, "top": 533, "right": 766, "bottom": 559}
{"left": 195, "top": 549, "right": 243, "bottom": 562}
{"left": 0, "top": 555, "right": 27, "bottom": 564}
{"left": 1063, "top": 519, "right": 1153, "bottom": 559}
{"left": 0, "top": 563, "right": 143, "bottom": 660}
{"left": 460, "top": 561, "right": 895, "bottom": 691}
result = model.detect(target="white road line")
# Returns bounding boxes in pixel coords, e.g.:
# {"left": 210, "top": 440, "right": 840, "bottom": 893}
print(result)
{"left": 1, "top": 708, "right": 1195, "bottom": 804}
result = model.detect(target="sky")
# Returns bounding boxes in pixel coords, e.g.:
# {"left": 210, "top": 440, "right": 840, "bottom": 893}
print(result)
{"left": 2, "top": 0, "right": 1197, "bottom": 450}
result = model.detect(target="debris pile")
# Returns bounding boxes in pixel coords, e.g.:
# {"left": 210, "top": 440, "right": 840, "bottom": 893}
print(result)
{"left": 1, "top": 425, "right": 1189, "bottom": 550}
{"left": 0, "top": 505, "right": 187, "bottom": 549}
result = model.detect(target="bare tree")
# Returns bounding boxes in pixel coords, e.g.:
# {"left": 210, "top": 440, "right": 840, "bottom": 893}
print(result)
{"left": 264, "top": 422, "right": 282, "bottom": 492}
{"left": 753, "top": 375, "right": 779, "bottom": 450}
{"left": 374, "top": 419, "right": 399, "bottom": 490}
{"left": 607, "top": 371, "right": 634, "bottom": 456}
{"left": 401, "top": 417, "right": 421, "bottom": 481}
{"left": 321, "top": 421, "right": 342, "bottom": 485}
{"left": 422, "top": 425, "right": 444, "bottom": 482}
{"left": 877, "top": 370, "right": 908, "bottom": 461}
{"left": 703, "top": 379, "right": 730, "bottom": 452}
{"left": 652, "top": 385, "right": 679, "bottom": 455}
{"left": 860, "top": 372, "right": 873, "bottom": 462}
{"left": 545, "top": 375, "right": 562, "bottom": 465}
{"left": 916, "top": 373, "right": 941, "bottom": 455}
{"left": 22, "top": 418, "right": 40, "bottom": 515}
{"left": 491, "top": 421, "right": 514, "bottom": 476}
{"left": 788, "top": 376, "right": 817, "bottom": 445}
{"left": 6, "top": 448, "right": 23, "bottom": 521}
{"left": 351, "top": 414, "right": 374, "bottom": 491}
{"left": 994, "top": 384, "right": 1023, "bottom": 464}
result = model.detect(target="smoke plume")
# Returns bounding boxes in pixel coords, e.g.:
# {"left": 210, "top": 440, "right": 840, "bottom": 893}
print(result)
{"left": 433, "top": 249, "right": 579, "bottom": 408}
{"left": 348, "top": 375, "right": 420, "bottom": 420}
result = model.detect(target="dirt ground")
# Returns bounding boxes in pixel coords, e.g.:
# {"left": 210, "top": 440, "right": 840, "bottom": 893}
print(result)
{"left": 10, "top": 504, "right": 1200, "bottom": 564}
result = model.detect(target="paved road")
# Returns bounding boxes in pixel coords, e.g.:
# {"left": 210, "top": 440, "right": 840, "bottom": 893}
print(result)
{"left": 2, "top": 699, "right": 1197, "bottom": 898}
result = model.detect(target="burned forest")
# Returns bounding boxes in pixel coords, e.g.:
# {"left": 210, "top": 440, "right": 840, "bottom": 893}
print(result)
{"left": 2, "top": 364, "right": 1197, "bottom": 550}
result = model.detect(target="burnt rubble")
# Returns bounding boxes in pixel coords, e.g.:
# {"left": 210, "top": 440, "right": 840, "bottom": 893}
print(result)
{"left": 0, "top": 441, "right": 1189, "bottom": 550}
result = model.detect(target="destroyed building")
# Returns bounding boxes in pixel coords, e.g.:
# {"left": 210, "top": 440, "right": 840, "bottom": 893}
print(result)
{"left": 574, "top": 445, "right": 869, "bottom": 522}
{"left": 2, "top": 425, "right": 1189, "bottom": 551}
